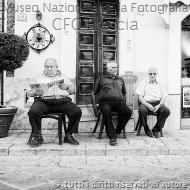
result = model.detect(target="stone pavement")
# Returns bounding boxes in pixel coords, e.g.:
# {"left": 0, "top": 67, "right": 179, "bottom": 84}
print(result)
{"left": 1, "top": 129, "right": 190, "bottom": 156}
{"left": 1, "top": 130, "right": 190, "bottom": 190}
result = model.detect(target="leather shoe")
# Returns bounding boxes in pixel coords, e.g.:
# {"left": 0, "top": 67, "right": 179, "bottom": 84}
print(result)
{"left": 70, "top": 135, "right": 79, "bottom": 145}
{"left": 152, "top": 128, "right": 159, "bottom": 138}
{"left": 110, "top": 138, "right": 117, "bottom": 146}
{"left": 64, "top": 134, "right": 79, "bottom": 145}
{"left": 30, "top": 133, "right": 44, "bottom": 147}
{"left": 144, "top": 126, "right": 153, "bottom": 137}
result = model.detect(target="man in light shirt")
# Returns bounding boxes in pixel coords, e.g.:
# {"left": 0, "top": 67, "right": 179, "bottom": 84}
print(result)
{"left": 135, "top": 67, "right": 170, "bottom": 138}
{"left": 27, "top": 58, "right": 82, "bottom": 147}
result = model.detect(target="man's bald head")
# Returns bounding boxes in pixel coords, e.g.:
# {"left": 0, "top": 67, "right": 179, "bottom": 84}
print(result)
{"left": 148, "top": 67, "right": 158, "bottom": 83}
{"left": 44, "top": 58, "right": 58, "bottom": 68}
{"left": 148, "top": 67, "right": 158, "bottom": 75}
{"left": 44, "top": 58, "right": 58, "bottom": 77}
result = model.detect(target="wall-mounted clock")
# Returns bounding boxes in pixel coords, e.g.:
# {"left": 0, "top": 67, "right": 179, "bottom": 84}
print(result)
{"left": 23, "top": 22, "right": 55, "bottom": 54}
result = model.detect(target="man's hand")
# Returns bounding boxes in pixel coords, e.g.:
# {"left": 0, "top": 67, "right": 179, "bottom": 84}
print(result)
{"left": 153, "top": 104, "right": 160, "bottom": 113}
{"left": 35, "top": 89, "right": 44, "bottom": 96}
{"left": 146, "top": 103, "right": 154, "bottom": 112}
{"left": 59, "top": 83, "right": 68, "bottom": 90}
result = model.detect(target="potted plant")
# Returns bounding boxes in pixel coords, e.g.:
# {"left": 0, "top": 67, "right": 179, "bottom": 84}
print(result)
{"left": 0, "top": 32, "right": 29, "bottom": 137}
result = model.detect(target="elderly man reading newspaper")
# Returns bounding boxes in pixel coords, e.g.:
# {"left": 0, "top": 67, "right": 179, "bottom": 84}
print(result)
{"left": 27, "top": 58, "right": 82, "bottom": 147}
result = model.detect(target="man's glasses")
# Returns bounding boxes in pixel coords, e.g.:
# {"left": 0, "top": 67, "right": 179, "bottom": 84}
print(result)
{"left": 149, "top": 73, "right": 156, "bottom": 75}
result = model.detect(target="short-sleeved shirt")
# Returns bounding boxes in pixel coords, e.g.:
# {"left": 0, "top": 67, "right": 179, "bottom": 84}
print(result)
{"left": 94, "top": 74, "right": 126, "bottom": 103}
{"left": 135, "top": 79, "right": 168, "bottom": 102}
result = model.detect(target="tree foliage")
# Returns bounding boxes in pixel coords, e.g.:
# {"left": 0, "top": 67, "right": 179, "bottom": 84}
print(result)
{"left": 0, "top": 33, "right": 29, "bottom": 72}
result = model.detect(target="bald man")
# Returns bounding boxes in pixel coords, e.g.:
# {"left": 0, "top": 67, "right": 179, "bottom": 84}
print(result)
{"left": 27, "top": 58, "right": 82, "bottom": 147}
{"left": 94, "top": 61, "right": 132, "bottom": 146}
{"left": 135, "top": 67, "right": 170, "bottom": 138}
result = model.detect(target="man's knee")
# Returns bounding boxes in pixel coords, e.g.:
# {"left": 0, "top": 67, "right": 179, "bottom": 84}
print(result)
{"left": 100, "top": 104, "right": 111, "bottom": 114}
{"left": 139, "top": 107, "right": 148, "bottom": 116}
{"left": 122, "top": 106, "right": 132, "bottom": 117}
{"left": 163, "top": 107, "right": 170, "bottom": 117}
{"left": 28, "top": 108, "right": 40, "bottom": 117}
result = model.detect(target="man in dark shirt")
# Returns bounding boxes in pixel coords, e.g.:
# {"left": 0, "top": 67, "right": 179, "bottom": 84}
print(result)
{"left": 94, "top": 61, "right": 132, "bottom": 146}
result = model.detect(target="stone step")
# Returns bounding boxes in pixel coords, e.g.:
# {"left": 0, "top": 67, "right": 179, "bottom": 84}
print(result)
{"left": 1, "top": 130, "right": 190, "bottom": 156}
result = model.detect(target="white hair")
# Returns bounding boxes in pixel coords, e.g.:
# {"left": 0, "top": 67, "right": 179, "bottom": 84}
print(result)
{"left": 106, "top": 61, "right": 117, "bottom": 69}
{"left": 44, "top": 58, "right": 58, "bottom": 67}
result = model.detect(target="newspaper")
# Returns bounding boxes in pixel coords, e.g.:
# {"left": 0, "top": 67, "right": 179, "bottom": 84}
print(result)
{"left": 29, "top": 79, "right": 65, "bottom": 96}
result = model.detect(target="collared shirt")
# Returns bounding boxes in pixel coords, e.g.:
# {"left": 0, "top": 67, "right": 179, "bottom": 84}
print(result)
{"left": 94, "top": 74, "right": 126, "bottom": 103}
{"left": 31, "top": 71, "right": 73, "bottom": 97}
{"left": 135, "top": 79, "right": 168, "bottom": 102}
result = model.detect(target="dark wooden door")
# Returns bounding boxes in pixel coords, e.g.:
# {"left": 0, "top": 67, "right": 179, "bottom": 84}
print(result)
{"left": 76, "top": 0, "right": 119, "bottom": 105}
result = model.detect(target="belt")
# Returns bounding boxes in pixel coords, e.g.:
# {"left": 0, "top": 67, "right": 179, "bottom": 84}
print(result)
{"left": 42, "top": 95, "right": 66, "bottom": 100}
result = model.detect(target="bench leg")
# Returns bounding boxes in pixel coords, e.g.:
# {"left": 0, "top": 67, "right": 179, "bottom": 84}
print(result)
{"left": 62, "top": 115, "right": 67, "bottom": 135}
{"left": 135, "top": 117, "right": 140, "bottom": 131}
{"left": 98, "top": 117, "right": 104, "bottom": 139}
{"left": 93, "top": 113, "right": 101, "bottom": 133}
{"left": 58, "top": 118, "right": 62, "bottom": 145}
{"left": 136, "top": 118, "right": 142, "bottom": 136}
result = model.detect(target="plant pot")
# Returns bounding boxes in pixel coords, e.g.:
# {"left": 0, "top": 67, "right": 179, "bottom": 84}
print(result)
{"left": 0, "top": 106, "right": 18, "bottom": 138}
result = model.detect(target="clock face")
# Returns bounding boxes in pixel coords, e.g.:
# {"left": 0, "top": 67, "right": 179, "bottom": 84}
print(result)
{"left": 23, "top": 23, "right": 55, "bottom": 53}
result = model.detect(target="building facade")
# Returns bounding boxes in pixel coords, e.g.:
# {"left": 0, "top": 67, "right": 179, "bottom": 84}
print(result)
{"left": 1, "top": 0, "right": 190, "bottom": 130}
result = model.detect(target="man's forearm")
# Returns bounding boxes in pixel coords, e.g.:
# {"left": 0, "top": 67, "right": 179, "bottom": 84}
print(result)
{"left": 159, "top": 96, "right": 166, "bottom": 106}
{"left": 67, "top": 85, "right": 76, "bottom": 95}
{"left": 27, "top": 89, "right": 36, "bottom": 97}
{"left": 139, "top": 95, "right": 150, "bottom": 107}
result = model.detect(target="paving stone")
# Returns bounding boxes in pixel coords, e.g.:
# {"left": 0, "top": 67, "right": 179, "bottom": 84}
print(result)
{"left": 43, "top": 169, "right": 93, "bottom": 188}
{"left": 86, "top": 156, "right": 126, "bottom": 168}
{"left": 27, "top": 182, "right": 64, "bottom": 190}
{"left": 0, "top": 144, "right": 12, "bottom": 156}
{"left": 0, "top": 167, "right": 45, "bottom": 189}
{"left": 59, "top": 156, "right": 87, "bottom": 167}
{"left": 157, "top": 155, "right": 190, "bottom": 166}
{"left": 36, "top": 144, "right": 86, "bottom": 156}
{"left": 0, "top": 181, "right": 21, "bottom": 190}
{"left": 147, "top": 147, "right": 169, "bottom": 155}
{"left": 86, "top": 144, "right": 106, "bottom": 156}
{"left": 0, "top": 156, "right": 61, "bottom": 167}
{"left": 106, "top": 145, "right": 148, "bottom": 156}
{"left": 8, "top": 144, "right": 36, "bottom": 156}
{"left": 124, "top": 156, "right": 161, "bottom": 167}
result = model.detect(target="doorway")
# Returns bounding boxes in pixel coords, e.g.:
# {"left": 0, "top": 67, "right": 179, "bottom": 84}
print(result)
{"left": 181, "top": 15, "right": 190, "bottom": 129}
{"left": 76, "top": 0, "right": 119, "bottom": 105}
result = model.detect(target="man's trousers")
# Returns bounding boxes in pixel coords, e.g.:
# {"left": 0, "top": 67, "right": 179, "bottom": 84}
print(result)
{"left": 28, "top": 99, "right": 82, "bottom": 135}
{"left": 99, "top": 100, "right": 132, "bottom": 139}
{"left": 139, "top": 102, "right": 170, "bottom": 131}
